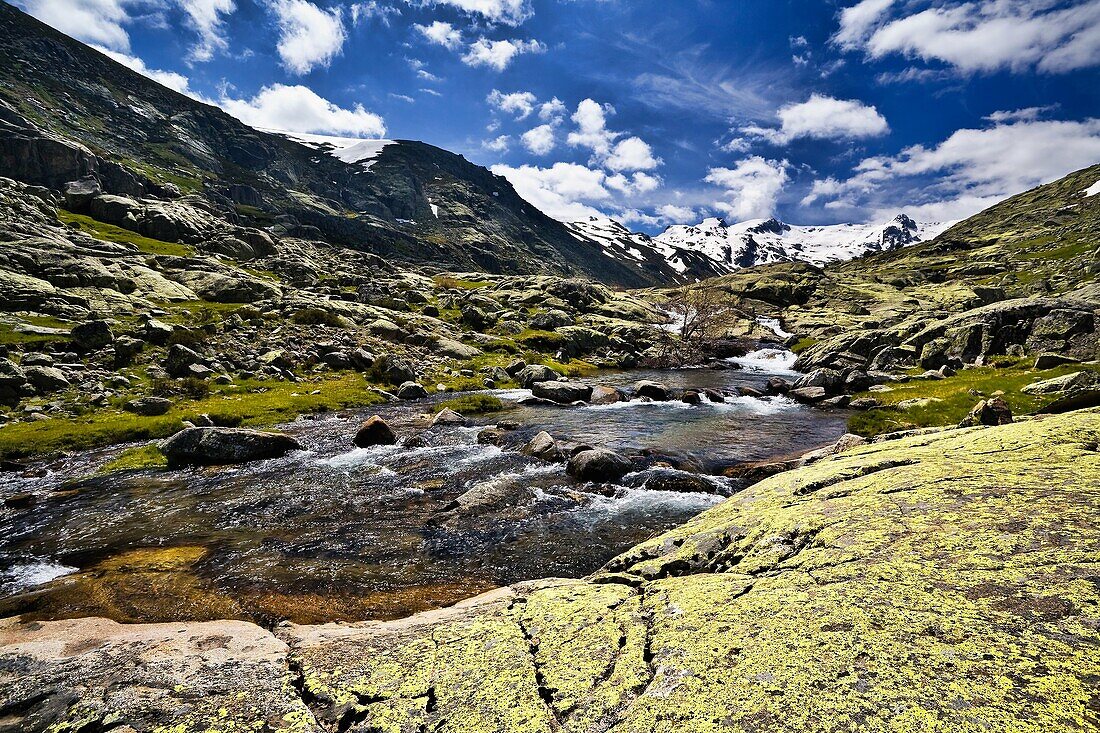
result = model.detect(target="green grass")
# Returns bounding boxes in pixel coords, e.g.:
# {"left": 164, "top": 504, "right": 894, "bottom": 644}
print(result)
{"left": 97, "top": 444, "right": 167, "bottom": 474}
{"left": 0, "top": 373, "right": 385, "bottom": 459}
{"left": 58, "top": 210, "right": 195, "bottom": 257}
{"left": 848, "top": 362, "right": 1100, "bottom": 437}
{"left": 433, "top": 275, "right": 491, "bottom": 290}
{"left": 438, "top": 394, "right": 508, "bottom": 415}
{"left": 0, "top": 315, "right": 71, "bottom": 345}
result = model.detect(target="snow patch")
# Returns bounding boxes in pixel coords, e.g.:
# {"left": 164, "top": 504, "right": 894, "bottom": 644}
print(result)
{"left": 1083, "top": 179, "right": 1100, "bottom": 197}
{"left": 262, "top": 128, "right": 395, "bottom": 169}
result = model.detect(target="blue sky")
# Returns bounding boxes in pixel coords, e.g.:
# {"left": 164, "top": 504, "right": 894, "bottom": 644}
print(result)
{"left": 11, "top": 0, "right": 1100, "bottom": 232}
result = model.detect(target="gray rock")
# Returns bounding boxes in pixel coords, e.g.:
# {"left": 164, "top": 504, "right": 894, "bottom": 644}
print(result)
{"left": 349, "top": 348, "right": 376, "bottom": 371}
{"left": 1034, "top": 353, "right": 1080, "bottom": 370}
{"left": 24, "top": 366, "right": 69, "bottom": 393}
{"left": 159, "top": 427, "right": 301, "bottom": 465}
{"left": 124, "top": 396, "right": 172, "bottom": 416}
{"left": 633, "top": 380, "right": 670, "bottom": 401}
{"left": 624, "top": 467, "right": 729, "bottom": 495}
{"left": 567, "top": 448, "right": 633, "bottom": 483}
{"left": 505, "top": 359, "right": 527, "bottom": 377}
{"left": 516, "top": 364, "right": 562, "bottom": 388}
{"left": 70, "top": 320, "right": 114, "bottom": 351}
{"left": 790, "top": 386, "right": 828, "bottom": 403}
{"left": 165, "top": 344, "right": 204, "bottom": 377}
{"left": 958, "top": 397, "right": 1013, "bottom": 428}
{"left": 397, "top": 381, "right": 429, "bottom": 400}
{"left": 521, "top": 431, "right": 563, "bottom": 462}
{"left": 432, "top": 408, "right": 469, "bottom": 426}
{"left": 589, "top": 386, "right": 622, "bottom": 405}
{"left": 531, "top": 380, "right": 592, "bottom": 404}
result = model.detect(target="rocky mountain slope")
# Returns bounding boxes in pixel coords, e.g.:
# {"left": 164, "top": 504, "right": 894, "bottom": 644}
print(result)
{"left": 0, "top": 2, "right": 679, "bottom": 288}
{"left": 570, "top": 213, "right": 950, "bottom": 282}
{"left": 4, "top": 409, "right": 1097, "bottom": 731}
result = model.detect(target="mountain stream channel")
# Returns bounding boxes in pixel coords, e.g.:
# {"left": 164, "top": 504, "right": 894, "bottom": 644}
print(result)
{"left": 0, "top": 346, "right": 849, "bottom": 625}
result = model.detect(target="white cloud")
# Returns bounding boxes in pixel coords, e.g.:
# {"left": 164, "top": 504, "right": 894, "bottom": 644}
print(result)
{"left": 743, "top": 94, "right": 889, "bottom": 145}
{"left": 16, "top": 0, "right": 137, "bottom": 51}
{"left": 567, "top": 98, "right": 617, "bottom": 155}
{"left": 983, "top": 106, "right": 1055, "bottom": 123}
{"left": 220, "top": 83, "right": 386, "bottom": 137}
{"left": 706, "top": 156, "right": 790, "bottom": 220}
{"left": 483, "top": 135, "right": 511, "bottom": 152}
{"left": 606, "top": 171, "right": 661, "bottom": 195}
{"left": 521, "top": 124, "right": 555, "bottom": 155}
{"left": 272, "top": 0, "right": 347, "bottom": 75}
{"left": 179, "top": 0, "right": 235, "bottom": 62}
{"left": 605, "top": 136, "right": 661, "bottom": 172}
{"left": 539, "top": 97, "right": 567, "bottom": 124}
{"left": 657, "top": 204, "right": 699, "bottom": 223}
{"left": 351, "top": 1, "right": 399, "bottom": 25}
{"left": 426, "top": 0, "right": 532, "bottom": 26}
{"left": 461, "top": 37, "right": 545, "bottom": 70}
{"left": 487, "top": 89, "right": 537, "bottom": 119}
{"left": 833, "top": 0, "right": 894, "bottom": 50}
{"left": 492, "top": 162, "right": 610, "bottom": 220}
{"left": 415, "top": 20, "right": 463, "bottom": 50}
{"left": 95, "top": 47, "right": 194, "bottom": 94}
{"left": 833, "top": 0, "right": 1100, "bottom": 74}
{"left": 802, "top": 117, "right": 1100, "bottom": 221}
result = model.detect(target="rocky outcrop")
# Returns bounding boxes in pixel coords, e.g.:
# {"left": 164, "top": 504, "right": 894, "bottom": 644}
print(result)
{"left": 5, "top": 410, "right": 1097, "bottom": 731}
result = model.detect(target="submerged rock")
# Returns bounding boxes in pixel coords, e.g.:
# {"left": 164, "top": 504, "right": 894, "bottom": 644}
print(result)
{"left": 354, "top": 415, "right": 397, "bottom": 447}
{"left": 431, "top": 408, "right": 469, "bottom": 426}
{"left": 159, "top": 427, "right": 301, "bottom": 466}
{"left": 633, "top": 380, "right": 670, "bottom": 401}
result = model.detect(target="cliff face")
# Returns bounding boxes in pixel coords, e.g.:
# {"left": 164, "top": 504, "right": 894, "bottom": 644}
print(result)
{"left": 4, "top": 409, "right": 1098, "bottom": 731}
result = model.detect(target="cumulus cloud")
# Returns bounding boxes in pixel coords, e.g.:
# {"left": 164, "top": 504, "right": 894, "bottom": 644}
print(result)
{"left": 487, "top": 89, "right": 537, "bottom": 119}
{"left": 179, "top": 0, "right": 235, "bottom": 62}
{"left": 220, "top": 83, "right": 386, "bottom": 137}
{"left": 802, "top": 117, "right": 1100, "bottom": 220}
{"left": 521, "top": 124, "right": 555, "bottom": 155}
{"left": 462, "top": 37, "right": 545, "bottom": 70}
{"left": 539, "top": 97, "right": 567, "bottom": 124}
{"left": 567, "top": 98, "right": 618, "bottom": 155}
{"left": 426, "top": 0, "right": 532, "bottom": 26}
{"left": 491, "top": 162, "right": 610, "bottom": 220}
{"left": 983, "top": 106, "right": 1056, "bottom": 123}
{"left": 656, "top": 204, "right": 700, "bottom": 223}
{"left": 272, "top": 0, "right": 347, "bottom": 75}
{"left": 833, "top": 0, "right": 1100, "bottom": 74}
{"left": 605, "top": 136, "right": 661, "bottom": 172}
{"left": 706, "top": 157, "right": 790, "bottom": 220}
{"left": 16, "top": 0, "right": 139, "bottom": 51}
{"left": 415, "top": 20, "right": 463, "bottom": 49}
{"left": 483, "top": 134, "right": 511, "bottom": 152}
{"left": 743, "top": 94, "right": 889, "bottom": 145}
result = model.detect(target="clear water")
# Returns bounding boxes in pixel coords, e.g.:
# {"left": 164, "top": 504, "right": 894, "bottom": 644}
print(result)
{"left": 0, "top": 355, "right": 848, "bottom": 624}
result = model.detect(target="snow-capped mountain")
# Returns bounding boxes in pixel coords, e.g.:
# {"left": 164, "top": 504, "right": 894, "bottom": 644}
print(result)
{"left": 260, "top": 129, "right": 396, "bottom": 169}
{"left": 570, "top": 214, "right": 953, "bottom": 282}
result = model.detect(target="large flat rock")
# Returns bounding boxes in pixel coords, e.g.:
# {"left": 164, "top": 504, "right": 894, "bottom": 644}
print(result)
{"left": 3, "top": 410, "right": 1099, "bottom": 731}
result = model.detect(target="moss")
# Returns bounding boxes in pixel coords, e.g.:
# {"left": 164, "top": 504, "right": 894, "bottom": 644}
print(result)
{"left": 790, "top": 337, "right": 818, "bottom": 354}
{"left": 97, "top": 444, "right": 167, "bottom": 474}
{"left": 57, "top": 210, "right": 195, "bottom": 257}
{"left": 848, "top": 363, "right": 1100, "bottom": 437}
{"left": 515, "top": 329, "right": 563, "bottom": 351}
{"left": 0, "top": 373, "right": 385, "bottom": 459}
{"left": 438, "top": 394, "right": 508, "bottom": 414}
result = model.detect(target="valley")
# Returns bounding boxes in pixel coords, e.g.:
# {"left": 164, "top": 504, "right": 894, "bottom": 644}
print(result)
{"left": 0, "top": 1, "right": 1098, "bottom": 731}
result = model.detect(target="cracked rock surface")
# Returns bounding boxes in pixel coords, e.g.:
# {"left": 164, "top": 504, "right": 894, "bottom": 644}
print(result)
{"left": 3, "top": 409, "right": 1100, "bottom": 731}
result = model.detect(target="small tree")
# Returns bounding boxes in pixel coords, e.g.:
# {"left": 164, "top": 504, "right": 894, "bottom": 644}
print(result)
{"left": 667, "top": 284, "right": 728, "bottom": 346}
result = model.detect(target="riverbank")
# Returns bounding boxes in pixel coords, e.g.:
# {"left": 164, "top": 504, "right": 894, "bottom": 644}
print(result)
{"left": 4, "top": 408, "right": 1097, "bottom": 731}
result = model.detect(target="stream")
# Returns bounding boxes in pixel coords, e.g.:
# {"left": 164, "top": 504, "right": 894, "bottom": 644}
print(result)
{"left": 0, "top": 348, "right": 849, "bottom": 624}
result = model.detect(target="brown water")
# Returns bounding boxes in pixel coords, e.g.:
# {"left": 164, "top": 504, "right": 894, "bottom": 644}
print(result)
{"left": 0, "top": 353, "right": 849, "bottom": 625}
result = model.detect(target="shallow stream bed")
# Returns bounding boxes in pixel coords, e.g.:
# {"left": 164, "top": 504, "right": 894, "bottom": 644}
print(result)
{"left": 0, "top": 349, "right": 849, "bottom": 624}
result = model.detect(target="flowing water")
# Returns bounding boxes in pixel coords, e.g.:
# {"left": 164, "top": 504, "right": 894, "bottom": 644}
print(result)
{"left": 0, "top": 350, "right": 848, "bottom": 624}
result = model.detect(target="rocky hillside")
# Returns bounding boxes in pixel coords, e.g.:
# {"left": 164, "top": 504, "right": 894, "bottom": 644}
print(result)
{"left": 3, "top": 409, "right": 1097, "bottom": 731}
{"left": 0, "top": 2, "right": 676, "bottom": 288}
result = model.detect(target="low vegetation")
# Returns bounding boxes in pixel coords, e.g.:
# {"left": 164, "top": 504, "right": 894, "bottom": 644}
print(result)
{"left": 57, "top": 210, "right": 195, "bottom": 257}
{"left": 97, "top": 444, "right": 167, "bottom": 473}
{"left": 848, "top": 362, "right": 1100, "bottom": 437}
